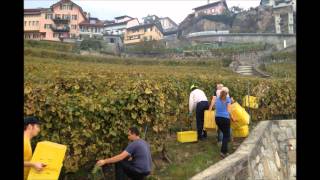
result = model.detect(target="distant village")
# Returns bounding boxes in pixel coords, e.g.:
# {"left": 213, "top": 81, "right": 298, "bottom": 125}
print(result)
{"left": 24, "top": 0, "right": 296, "bottom": 46}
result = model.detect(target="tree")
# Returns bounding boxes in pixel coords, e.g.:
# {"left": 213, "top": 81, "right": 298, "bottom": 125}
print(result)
{"left": 230, "top": 6, "right": 244, "bottom": 14}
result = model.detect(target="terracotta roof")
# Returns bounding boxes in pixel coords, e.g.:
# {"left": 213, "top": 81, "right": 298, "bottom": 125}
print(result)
{"left": 193, "top": 0, "right": 228, "bottom": 11}
{"left": 79, "top": 18, "right": 104, "bottom": 27}
{"left": 24, "top": 8, "right": 49, "bottom": 15}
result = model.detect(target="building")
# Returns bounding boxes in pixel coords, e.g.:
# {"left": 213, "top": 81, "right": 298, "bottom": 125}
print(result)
{"left": 260, "top": 0, "right": 296, "bottom": 12}
{"left": 159, "top": 17, "right": 178, "bottom": 34}
{"left": 124, "top": 23, "right": 163, "bottom": 45}
{"left": 260, "top": 0, "right": 276, "bottom": 6}
{"left": 79, "top": 16, "right": 104, "bottom": 39}
{"left": 193, "top": 0, "right": 229, "bottom": 17}
{"left": 273, "top": 3, "right": 295, "bottom": 34}
{"left": 24, "top": 0, "right": 87, "bottom": 41}
{"left": 24, "top": 8, "right": 48, "bottom": 40}
{"left": 103, "top": 15, "right": 139, "bottom": 36}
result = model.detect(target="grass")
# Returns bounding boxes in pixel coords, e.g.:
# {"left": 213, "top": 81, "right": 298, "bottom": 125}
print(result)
{"left": 148, "top": 130, "right": 240, "bottom": 180}
{"left": 260, "top": 62, "right": 296, "bottom": 79}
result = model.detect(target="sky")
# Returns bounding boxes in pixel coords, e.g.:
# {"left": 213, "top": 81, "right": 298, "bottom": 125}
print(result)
{"left": 24, "top": 0, "right": 261, "bottom": 24}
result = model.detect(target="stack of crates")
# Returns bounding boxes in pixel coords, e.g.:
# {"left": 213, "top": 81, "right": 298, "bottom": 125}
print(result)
{"left": 230, "top": 102, "right": 250, "bottom": 137}
{"left": 27, "top": 141, "right": 67, "bottom": 180}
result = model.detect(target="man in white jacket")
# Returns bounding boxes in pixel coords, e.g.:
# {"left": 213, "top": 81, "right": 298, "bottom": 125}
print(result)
{"left": 189, "top": 84, "right": 209, "bottom": 140}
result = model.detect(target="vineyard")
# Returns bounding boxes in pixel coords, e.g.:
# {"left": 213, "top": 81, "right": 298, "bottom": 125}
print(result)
{"left": 24, "top": 40, "right": 295, "bottom": 178}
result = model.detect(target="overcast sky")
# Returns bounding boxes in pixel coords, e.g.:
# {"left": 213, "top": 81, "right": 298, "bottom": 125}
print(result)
{"left": 24, "top": 0, "right": 261, "bottom": 24}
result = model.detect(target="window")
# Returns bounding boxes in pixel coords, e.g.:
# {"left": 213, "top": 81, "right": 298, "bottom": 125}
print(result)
{"left": 55, "top": 14, "right": 61, "bottom": 19}
{"left": 71, "top": 25, "right": 76, "bottom": 29}
{"left": 61, "top": 4, "right": 72, "bottom": 10}
{"left": 62, "top": 14, "right": 68, "bottom": 19}
{"left": 45, "top": 13, "right": 52, "bottom": 19}
{"left": 29, "top": 21, "right": 31, "bottom": 26}
{"left": 36, "top": 21, "right": 39, "bottom": 26}
{"left": 32, "top": 21, "right": 35, "bottom": 26}
{"left": 24, "top": 21, "right": 26, "bottom": 26}
{"left": 72, "top": 15, "right": 77, "bottom": 20}
{"left": 44, "top": 24, "right": 51, "bottom": 29}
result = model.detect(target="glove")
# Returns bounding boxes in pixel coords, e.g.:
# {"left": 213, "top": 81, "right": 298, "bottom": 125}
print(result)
{"left": 188, "top": 112, "right": 192, "bottom": 117}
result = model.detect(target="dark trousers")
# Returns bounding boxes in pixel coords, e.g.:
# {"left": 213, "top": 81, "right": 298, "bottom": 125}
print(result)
{"left": 196, "top": 101, "right": 209, "bottom": 139}
{"left": 115, "top": 160, "right": 149, "bottom": 180}
{"left": 215, "top": 117, "right": 230, "bottom": 154}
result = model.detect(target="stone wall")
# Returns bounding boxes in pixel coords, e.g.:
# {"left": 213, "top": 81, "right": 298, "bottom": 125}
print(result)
{"left": 189, "top": 33, "right": 296, "bottom": 50}
{"left": 191, "top": 120, "right": 296, "bottom": 180}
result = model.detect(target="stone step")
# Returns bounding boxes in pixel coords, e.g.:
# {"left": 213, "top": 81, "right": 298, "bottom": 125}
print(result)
{"left": 236, "top": 70, "right": 253, "bottom": 73}
{"left": 240, "top": 73, "right": 253, "bottom": 75}
{"left": 238, "top": 66, "right": 253, "bottom": 69}
{"left": 237, "top": 68, "right": 253, "bottom": 71}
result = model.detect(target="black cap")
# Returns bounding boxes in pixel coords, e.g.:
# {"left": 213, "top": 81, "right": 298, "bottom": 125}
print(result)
{"left": 24, "top": 116, "right": 41, "bottom": 125}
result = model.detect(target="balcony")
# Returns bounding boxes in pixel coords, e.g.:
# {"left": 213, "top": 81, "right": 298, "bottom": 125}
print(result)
{"left": 53, "top": 17, "right": 70, "bottom": 24}
{"left": 50, "top": 25, "right": 70, "bottom": 32}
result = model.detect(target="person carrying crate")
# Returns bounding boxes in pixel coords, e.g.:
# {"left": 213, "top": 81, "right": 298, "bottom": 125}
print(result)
{"left": 24, "top": 117, "right": 46, "bottom": 180}
{"left": 188, "top": 84, "right": 209, "bottom": 141}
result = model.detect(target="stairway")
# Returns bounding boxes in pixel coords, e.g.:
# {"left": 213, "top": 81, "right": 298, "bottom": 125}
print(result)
{"left": 235, "top": 65, "right": 254, "bottom": 76}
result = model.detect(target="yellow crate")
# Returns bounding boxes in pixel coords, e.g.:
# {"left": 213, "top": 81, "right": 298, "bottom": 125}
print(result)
{"left": 242, "top": 95, "right": 259, "bottom": 109}
{"left": 177, "top": 131, "right": 197, "bottom": 143}
{"left": 204, "top": 110, "right": 216, "bottom": 130}
{"left": 232, "top": 126, "right": 249, "bottom": 138}
{"left": 27, "top": 141, "right": 67, "bottom": 180}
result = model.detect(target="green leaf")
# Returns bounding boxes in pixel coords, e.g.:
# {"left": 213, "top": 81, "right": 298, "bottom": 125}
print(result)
{"left": 145, "top": 88, "right": 152, "bottom": 94}
{"left": 131, "top": 112, "right": 137, "bottom": 119}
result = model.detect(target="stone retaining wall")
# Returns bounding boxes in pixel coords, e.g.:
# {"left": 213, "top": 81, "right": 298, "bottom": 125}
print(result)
{"left": 191, "top": 120, "right": 296, "bottom": 180}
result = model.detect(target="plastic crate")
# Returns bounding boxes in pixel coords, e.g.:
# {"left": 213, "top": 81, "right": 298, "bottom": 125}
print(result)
{"left": 232, "top": 126, "right": 249, "bottom": 138}
{"left": 177, "top": 131, "right": 197, "bottom": 143}
{"left": 27, "top": 141, "right": 67, "bottom": 180}
{"left": 204, "top": 110, "right": 216, "bottom": 130}
{"left": 242, "top": 95, "right": 259, "bottom": 109}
